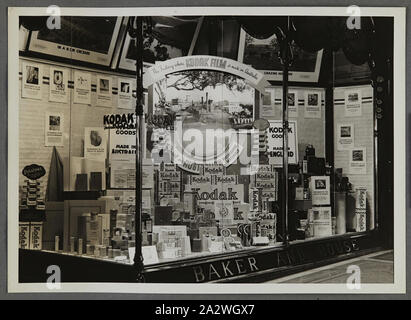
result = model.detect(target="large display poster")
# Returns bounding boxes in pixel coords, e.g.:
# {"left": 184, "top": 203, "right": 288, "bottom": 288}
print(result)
{"left": 44, "top": 111, "right": 64, "bottom": 147}
{"left": 266, "top": 120, "right": 298, "bottom": 166}
{"left": 96, "top": 75, "right": 112, "bottom": 107}
{"left": 73, "top": 71, "right": 91, "bottom": 104}
{"left": 28, "top": 17, "right": 122, "bottom": 67}
{"left": 22, "top": 61, "right": 43, "bottom": 100}
{"left": 237, "top": 28, "right": 323, "bottom": 82}
{"left": 84, "top": 127, "right": 107, "bottom": 161}
{"left": 49, "top": 67, "right": 69, "bottom": 103}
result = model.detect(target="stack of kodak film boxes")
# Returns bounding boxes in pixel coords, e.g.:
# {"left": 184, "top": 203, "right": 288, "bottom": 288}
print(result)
{"left": 153, "top": 226, "right": 191, "bottom": 259}
{"left": 307, "top": 207, "right": 332, "bottom": 237}
{"left": 19, "top": 222, "right": 43, "bottom": 250}
{"left": 20, "top": 179, "right": 45, "bottom": 211}
{"left": 355, "top": 187, "right": 367, "bottom": 232}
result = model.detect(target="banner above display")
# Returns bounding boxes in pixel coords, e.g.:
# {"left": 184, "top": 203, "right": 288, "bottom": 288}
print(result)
{"left": 143, "top": 55, "right": 270, "bottom": 94}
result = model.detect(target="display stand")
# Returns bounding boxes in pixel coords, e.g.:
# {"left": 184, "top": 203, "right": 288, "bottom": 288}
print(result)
{"left": 128, "top": 16, "right": 145, "bottom": 282}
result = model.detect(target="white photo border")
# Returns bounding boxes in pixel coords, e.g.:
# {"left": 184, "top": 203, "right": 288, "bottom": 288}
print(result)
{"left": 8, "top": 6, "right": 406, "bottom": 294}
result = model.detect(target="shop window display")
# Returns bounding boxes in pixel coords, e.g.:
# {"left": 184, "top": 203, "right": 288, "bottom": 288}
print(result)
{"left": 16, "top": 14, "right": 386, "bottom": 283}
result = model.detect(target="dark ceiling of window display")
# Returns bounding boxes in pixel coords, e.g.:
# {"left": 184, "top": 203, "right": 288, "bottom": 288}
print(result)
{"left": 150, "top": 16, "right": 200, "bottom": 52}
{"left": 36, "top": 16, "right": 118, "bottom": 54}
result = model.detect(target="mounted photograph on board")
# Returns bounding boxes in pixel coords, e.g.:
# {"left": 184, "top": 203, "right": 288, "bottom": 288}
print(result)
{"left": 118, "top": 16, "right": 201, "bottom": 73}
{"left": 28, "top": 16, "right": 122, "bottom": 66}
{"left": 237, "top": 28, "right": 323, "bottom": 82}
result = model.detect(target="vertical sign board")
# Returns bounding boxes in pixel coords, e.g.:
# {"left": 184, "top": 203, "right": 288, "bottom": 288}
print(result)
{"left": 266, "top": 120, "right": 298, "bottom": 167}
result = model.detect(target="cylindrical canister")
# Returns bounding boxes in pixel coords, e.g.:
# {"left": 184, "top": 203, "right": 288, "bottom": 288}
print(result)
{"left": 108, "top": 247, "right": 114, "bottom": 259}
{"left": 355, "top": 187, "right": 367, "bottom": 210}
{"left": 86, "top": 244, "right": 93, "bottom": 255}
{"left": 54, "top": 236, "right": 59, "bottom": 252}
{"left": 78, "top": 238, "right": 83, "bottom": 255}
{"left": 335, "top": 192, "right": 347, "bottom": 234}
{"left": 70, "top": 237, "right": 75, "bottom": 253}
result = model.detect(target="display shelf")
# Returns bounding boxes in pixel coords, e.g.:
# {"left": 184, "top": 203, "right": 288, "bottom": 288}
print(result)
{"left": 19, "top": 230, "right": 379, "bottom": 283}
{"left": 143, "top": 231, "right": 380, "bottom": 283}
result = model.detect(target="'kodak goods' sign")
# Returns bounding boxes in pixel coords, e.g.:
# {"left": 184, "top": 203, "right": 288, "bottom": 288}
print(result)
{"left": 266, "top": 120, "right": 298, "bottom": 166}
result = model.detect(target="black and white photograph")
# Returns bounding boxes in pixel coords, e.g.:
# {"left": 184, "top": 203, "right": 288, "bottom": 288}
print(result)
{"left": 315, "top": 179, "right": 327, "bottom": 190}
{"left": 49, "top": 67, "right": 68, "bottom": 103}
{"left": 304, "top": 90, "right": 321, "bottom": 118}
{"left": 345, "top": 88, "right": 363, "bottom": 117}
{"left": 49, "top": 115, "right": 60, "bottom": 131}
{"left": 348, "top": 92, "right": 359, "bottom": 103}
{"left": 22, "top": 61, "right": 43, "bottom": 99}
{"left": 352, "top": 149, "right": 364, "bottom": 162}
{"left": 340, "top": 125, "right": 351, "bottom": 137}
{"left": 307, "top": 93, "right": 319, "bottom": 106}
{"left": 73, "top": 70, "right": 91, "bottom": 104}
{"left": 349, "top": 147, "right": 367, "bottom": 175}
{"left": 28, "top": 16, "right": 122, "bottom": 66}
{"left": 337, "top": 123, "right": 355, "bottom": 151}
{"left": 287, "top": 89, "right": 298, "bottom": 117}
{"left": 120, "top": 82, "right": 130, "bottom": 93}
{"left": 96, "top": 75, "right": 112, "bottom": 107}
{"left": 288, "top": 91, "right": 296, "bottom": 107}
{"left": 44, "top": 111, "right": 64, "bottom": 147}
{"left": 5, "top": 5, "right": 407, "bottom": 301}
{"left": 99, "top": 78, "right": 110, "bottom": 93}
{"left": 25, "top": 65, "right": 38, "bottom": 84}
{"left": 53, "top": 70, "right": 63, "bottom": 89}
{"left": 154, "top": 70, "right": 255, "bottom": 133}
{"left": 118, "top": 78, "right": 133, "bottom": 109}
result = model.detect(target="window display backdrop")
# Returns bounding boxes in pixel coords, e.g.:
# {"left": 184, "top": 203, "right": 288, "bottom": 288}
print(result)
{"left": 18, "top": 58, "right": 139, "bottom": 188}
{"left": 18, "top": 56, "right": 331, "bottom": 265}
{"left": 18, "top": 57, "right": 141, "bottom": 257}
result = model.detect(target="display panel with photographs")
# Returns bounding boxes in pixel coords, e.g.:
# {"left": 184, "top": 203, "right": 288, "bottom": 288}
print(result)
{"left": 237, "top": 28, "right": 323, "bottom": 82}
{"left": 28, "top": 17, "right": 123, "bottom": 66}
{"left": 10, "top": 9, "right": 401, "bottom": 292}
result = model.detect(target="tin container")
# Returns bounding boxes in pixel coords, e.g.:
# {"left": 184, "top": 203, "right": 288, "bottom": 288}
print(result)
{"left": 355, "top": 187, "right": 367, "bottom": 210}
{"left": 70, "top": 237, "right": 76, "bottom": 253}
{"left": 249, "top": 188, "right": 260, "bottom": 212}
{"left": 54, "top": 235, "right": 59, "bottom": 252}
{"left": 78, "top": 238, "right": 83, "bottom": 255}
{"left": 86, "top": 244, "right": 94, "bottom": 255}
